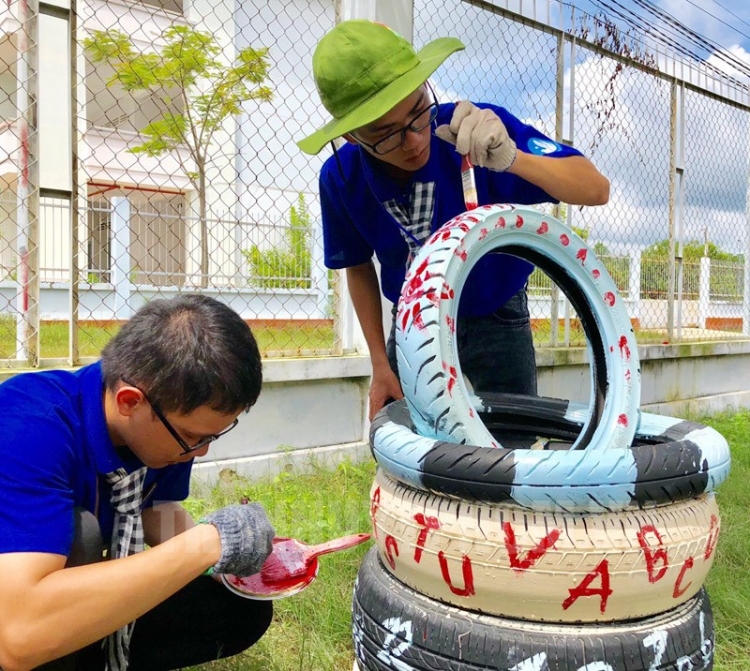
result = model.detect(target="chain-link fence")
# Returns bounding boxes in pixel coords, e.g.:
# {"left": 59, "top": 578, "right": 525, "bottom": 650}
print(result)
{"left": 0, "top": 0, "right": 748, "bottom": 367}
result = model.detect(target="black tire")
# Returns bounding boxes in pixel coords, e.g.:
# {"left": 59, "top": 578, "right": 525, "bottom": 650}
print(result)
{"left": 370, "top": 397, "right": 731, "bottom": 512}
{"left": 353, "top": 548, "right": 715, "bottom": 671}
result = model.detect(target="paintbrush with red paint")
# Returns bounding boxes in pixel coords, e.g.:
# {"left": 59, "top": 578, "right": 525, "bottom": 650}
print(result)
{"left": 259, "top": 533, "right": 371, "bottom": 584}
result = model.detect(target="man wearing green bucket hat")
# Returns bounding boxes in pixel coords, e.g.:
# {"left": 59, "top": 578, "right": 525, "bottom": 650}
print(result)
{"left": 298, "top": 19, "right": 610, "bottom": 421}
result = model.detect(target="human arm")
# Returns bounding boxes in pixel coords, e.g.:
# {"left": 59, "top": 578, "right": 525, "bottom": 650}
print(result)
{"left": 0, "top": 524, "right": 222, "bottom": 670}
{"left": 0, "top": 501, "right": 273, "bottom": 670}
{"left": 346, "top": 261, "right": 404, "bottom": 420}
{"left": 435, "top": 101, "right": 609, "bottom": 206}
{"left": 142, "top": 501, "right": 195, "bottom": 546}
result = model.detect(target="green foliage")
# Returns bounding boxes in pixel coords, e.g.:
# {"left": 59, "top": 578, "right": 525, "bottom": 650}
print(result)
{"left": 83, "top": 26, "right": 272, "bottom": 166}
{"left": 244, "top": 194, "right": 313, "bottom": 289}
{"left": 641, "top": 239, "right": 744, "bottom": 300}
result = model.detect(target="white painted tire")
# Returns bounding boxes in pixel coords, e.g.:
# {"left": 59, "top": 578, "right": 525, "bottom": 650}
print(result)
{"left": 396, "top": 204, "right": 640, "bottom": 451}
{"left": 369, "top": 469, "right": 720, "bottom": 623}
{"left": 353, "top": 548, "right": 715, "bottom": 670}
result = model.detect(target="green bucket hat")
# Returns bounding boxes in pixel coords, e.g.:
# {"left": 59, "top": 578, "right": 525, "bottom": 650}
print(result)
{"left": 297, "top": 20, "right": 465, "bottom": 155}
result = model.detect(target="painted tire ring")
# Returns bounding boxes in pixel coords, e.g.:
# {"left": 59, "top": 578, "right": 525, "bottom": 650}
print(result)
{"left": 352, "top": 548, "right": 715, "bottom": 671}
{"left": 370, "top": 468, "right": 720, "bottom": 623}
{"left": 396, "top": 204, "right": 639, "bottom": 452}
{"left": 370, "top": 398, "right": 730, "bottom": 512}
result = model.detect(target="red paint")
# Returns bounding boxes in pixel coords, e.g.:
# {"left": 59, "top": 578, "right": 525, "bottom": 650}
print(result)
{"left": 576, "top": 248, "right": 588, "bottom": 264}
{"left": 384, "top": 534, "right": 399, "bottom": 569}
{"left": 560, "top": 234, "right": 570, "bottom": 246}
{"left": 604, "top": 292, "right": 616, "bottom": 306}
{"left": 562, "top": 559, "right": 612, "bottom": 613}
{"left": 637, "top": 525, "right": 669, "bottom": 583}
{"left": 618, "top": 414, "right": 628, "bottom": 426}
{"left": 618, "top": 335, "right": 631, "bottom": 360}
{"left": 454, "top": 248, "right": 468, "bottom": 262}
{"left": 479, "top": 227, "right": 489, "bottom": 240}
{"left": 536, "top": 221, "right": 549, "bottom": 235}
{"left": 673, "top": 557, "right": 695, "bottom": 598}
{"left": 442, "top": 362, "right": 458, "bottom": 394}
{"left": 593, "top": 269, "right": 601, "bottom": 279}
{"left": 370, "top": 487, "right": 381, "bottom": 538}
{"left": 515, "top": 215, "right": 524, "bottom": 228}
{"left": 503, "top": 522, "right": 561, "bottom": 572}
{"left": 446, "top": 315, "right": 456, "bottom": 334}
{"left": 438, "top": 551, "right": 475, "bottom": 596}
{"left": 413, "top": 513, "right": 440, "bottom": 563}
{"left": 440, "top": 282, "right": 455, "bottom": 300}
{"left": 496, "top": 216, "right": 507, "bottom": 228}
{"left": 704, "top": 515, "right": 719, "bottom": 560}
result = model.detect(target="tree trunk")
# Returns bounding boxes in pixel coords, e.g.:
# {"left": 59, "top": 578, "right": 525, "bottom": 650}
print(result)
{"left": 199, "top": 171, "right": 208, "bottom": 288}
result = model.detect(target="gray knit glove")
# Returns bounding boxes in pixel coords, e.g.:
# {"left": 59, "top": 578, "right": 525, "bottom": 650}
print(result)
{"left": 202, "top": 503, "right": 275, "bottom": 577}
{"left": 435, "top": 101, "right": 517, "bottom": 172}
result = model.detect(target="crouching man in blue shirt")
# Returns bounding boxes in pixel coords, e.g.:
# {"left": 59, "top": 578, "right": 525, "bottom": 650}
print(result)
{"left": 0, "top": 295, "right": 275, "bottom": 670}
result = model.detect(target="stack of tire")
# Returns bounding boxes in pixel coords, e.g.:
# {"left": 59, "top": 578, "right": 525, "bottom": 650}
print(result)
{"left": 352, "top": 205, "right": 731, "bottom": 671}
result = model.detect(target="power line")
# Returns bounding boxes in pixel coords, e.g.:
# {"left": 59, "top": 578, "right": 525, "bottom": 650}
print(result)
{"left": 680, "top": 0, "right": 750, "bottom": 46}
{"left": 707, "top": 0, "right": 750, "bottom": 36}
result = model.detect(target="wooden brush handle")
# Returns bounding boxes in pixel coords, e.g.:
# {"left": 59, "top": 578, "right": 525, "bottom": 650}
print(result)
{"left": 307, "top": 533, "right": 371, "bottom": 557}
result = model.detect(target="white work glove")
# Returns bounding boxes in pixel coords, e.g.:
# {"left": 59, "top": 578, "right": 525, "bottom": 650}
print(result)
{"left": 435, "top": 101, "right": 517, "bottom": 172}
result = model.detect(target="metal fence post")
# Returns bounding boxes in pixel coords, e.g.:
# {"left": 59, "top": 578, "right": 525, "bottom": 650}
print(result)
{"left": 629, "top": 249, "right": 642, "bottom": 325}
{"left": 15, "top": 0, "right": 39, "bottom": 366}
{"left": 311, "top": 219, "right": 328, "bottom": 319}
{"left": 111, "top": 196, "right": 132, "bottom": 320}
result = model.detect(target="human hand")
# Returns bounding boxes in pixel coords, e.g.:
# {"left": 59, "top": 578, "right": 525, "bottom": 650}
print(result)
{"left": 435, "top": 101, "right": 517, "bottom": 172}
{"left": 369, "top": 366, "right": 404, "bottom": 421}
{"left": 202, "top": 502, "right": 275, "bottom": 577}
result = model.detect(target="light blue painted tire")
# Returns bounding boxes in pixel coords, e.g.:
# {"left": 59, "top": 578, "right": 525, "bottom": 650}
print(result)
{"left": 395, "top": 204, "right": 640, "bottom": 451}
{"left": 370, "top": 396, "right": 731, "bottom": 512}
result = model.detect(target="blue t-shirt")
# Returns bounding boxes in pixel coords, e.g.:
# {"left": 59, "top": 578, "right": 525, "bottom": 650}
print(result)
{"left": 320, "top": 101, "right": 582, "bottom": 316}
{"left": 0, "top": 362, "right": 192, "bottom": 556}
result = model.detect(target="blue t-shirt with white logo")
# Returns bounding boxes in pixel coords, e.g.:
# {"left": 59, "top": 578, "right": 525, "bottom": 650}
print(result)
{"left": 320, "top": 101, "right": 581, "bottom": 316}
{"left": 0, "top": 362, "right": 192, "bottom": 556}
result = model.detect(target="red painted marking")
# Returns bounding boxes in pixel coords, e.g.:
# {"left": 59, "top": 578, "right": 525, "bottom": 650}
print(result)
{"left": 370, "top": 487, "right": 381, "bottom": 539}
{"left": 637, "top": 525, "right": 669, "bottom": 583}
{"left": 515, "top": 215, "right": 524, "bottom": 228}
{"left": 618, "top": 335, "right": 631, "bottom": 360}
{"left": 437, "top": 552, "right": 475, "bottom": 597}
{"left": 673, "top": 557, "right": 695, "bottom": 598}
{"left": 479, "top": 227, "right": 489, "bottom": 240}
{"left": 536, "top": 221, "right": 549, "bottom": 235}
{"left": 576, "top": 248, "right": 588, "bottom": 264}
{"left": 443, "top": 363, "right": 458, "bottom": 394}
{"left": 618, "top": 414, "right": 628, "bottom": 426}
{"left": 704, "top": 515, "right": 719, "bottom": 560}
{"left": 503, "top": 522, "right": 561, "bottom": 572}
{"left": 562, "top": 559, "right": 612, "bottom": 613}
{"left": 384, "top": 535, "right": 399, "bottom": 569}
{"left": 454, "top": 248, "right": 468, "bottom": 262}
{"left": 593, "top": 269, "right": 601, "bottom": 279}
{"left": 446, "top": 315, "right": 456, "bottom": 334}
{"left": 496, "top": 216, "right": 507, "bottom": 228}
{"left": 604, "top": 292, "right": 616, "bottom": 306}
{"left": 413, "top": 513, "right": 440, "bottom": 564}
{"left": 560, "top": 234, "right": 570, "bottom": 246}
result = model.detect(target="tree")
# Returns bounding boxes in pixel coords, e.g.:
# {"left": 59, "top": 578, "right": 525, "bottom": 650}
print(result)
{"left": 641, "top": 238, "right": 744, "bottom": 299}
{"left": 84, "top": 26, "right": 272, "bottom": 287}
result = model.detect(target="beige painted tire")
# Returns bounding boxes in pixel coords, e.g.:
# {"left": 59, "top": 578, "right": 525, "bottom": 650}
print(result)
{"left": 370, "top": 469, "right": 721, "bottom": 623}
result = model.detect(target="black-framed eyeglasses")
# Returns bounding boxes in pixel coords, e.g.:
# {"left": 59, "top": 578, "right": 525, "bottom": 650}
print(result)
{"left": 354, "top": 88, "right": 439, "bottom": 155}
{"left": 122, "top": 378, "right": 239, "bottom": 455}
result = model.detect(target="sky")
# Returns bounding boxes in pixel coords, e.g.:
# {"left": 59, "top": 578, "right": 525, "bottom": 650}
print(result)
{"left": 235, "top": 0, "right": 750, "bottom": 254}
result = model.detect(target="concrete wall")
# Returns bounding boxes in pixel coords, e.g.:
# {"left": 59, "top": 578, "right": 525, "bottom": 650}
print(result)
{"left": 192, "top": 339, "right": 750, "bottom": 484}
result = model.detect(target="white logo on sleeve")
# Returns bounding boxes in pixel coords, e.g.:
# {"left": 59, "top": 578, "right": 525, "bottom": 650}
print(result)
{"left": 527, "top": 138, "right": 562, "bottom": 155}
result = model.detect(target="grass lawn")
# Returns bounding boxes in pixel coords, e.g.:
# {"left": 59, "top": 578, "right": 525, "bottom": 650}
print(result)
{"left": 183, "top": 410, "right": 750, "bottom": 671}
{"left": 0, "top": 317, "right": 335, "bottom": 359}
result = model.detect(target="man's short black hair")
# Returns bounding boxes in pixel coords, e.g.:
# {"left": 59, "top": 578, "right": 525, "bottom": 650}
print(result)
{"left": 101, "top": 295, "right": 262, "bottom": 414}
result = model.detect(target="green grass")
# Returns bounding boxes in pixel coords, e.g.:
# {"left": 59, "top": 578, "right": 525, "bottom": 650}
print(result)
{"left": 181, "top": 411, "right": 749, "bottom": 671}
{"left": 0, "top": 317, "right": 334, "bottom": 359}
{"left": 184, "top": 459, "right": 375, "bottom": 671}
